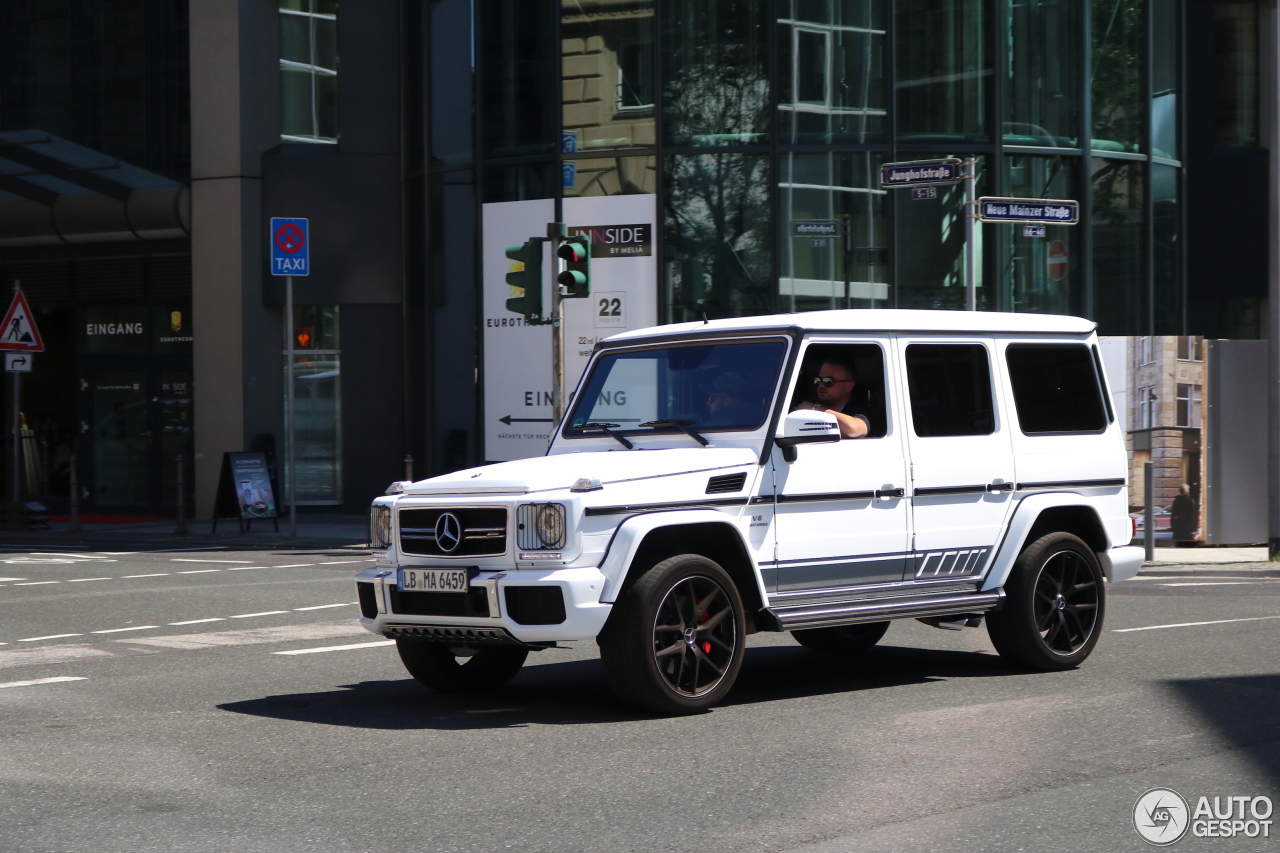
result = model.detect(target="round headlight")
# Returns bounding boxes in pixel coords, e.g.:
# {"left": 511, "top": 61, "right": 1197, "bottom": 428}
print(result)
{"left": 536, "top": 503, "right": 565, "bottom": 548}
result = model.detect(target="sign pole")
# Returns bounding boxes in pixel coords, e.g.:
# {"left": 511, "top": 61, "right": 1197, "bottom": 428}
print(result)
{"left": 286, "top": 274, "right": 297, "bottom": 538}
{"left": 964, "top": 158, "right": 977, "bottom": 312}
{"left": 10, "top": 281, "right": 19, "bottom": 503}
{"left": 548, "top": 221, "right": 567, "bottom": 427}
{"left": 842, "top": 214, "right": 853, "bottom": 310}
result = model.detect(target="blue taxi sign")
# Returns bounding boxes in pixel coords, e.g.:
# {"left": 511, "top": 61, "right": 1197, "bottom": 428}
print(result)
{"left": 270, "top": 217, "right": 309, "bottom": 276}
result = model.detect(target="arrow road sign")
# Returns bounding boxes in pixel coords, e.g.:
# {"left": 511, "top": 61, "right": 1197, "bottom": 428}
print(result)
{"left": 4, "top": 353, "right": 31, "bottom": 373}
{"left": 977, "top": 197, "right": 1079, "bottom": 225}
{"left": 499, "top": 415, "right": 554, "bottom": 425}
{"left": 880, "top": 158, "right": 963, "bottom": 189}
{"left": 270, "top": 217, "right": 310, "bottom": 276}
{"left": 0, "top": 289, "right": 44, "bottom": 352}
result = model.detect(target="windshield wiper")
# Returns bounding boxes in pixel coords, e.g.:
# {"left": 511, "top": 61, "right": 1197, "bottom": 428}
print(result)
{"left": 638, "top": 419, "right": 709, "bottom": 447}
{"left": 579, "top": 422, "right": 634, "bottom": 449}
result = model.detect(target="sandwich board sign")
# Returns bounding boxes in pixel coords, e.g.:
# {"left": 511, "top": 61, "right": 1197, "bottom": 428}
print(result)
{"left": 0, "top": 289, "right": 44, "bottom": 352}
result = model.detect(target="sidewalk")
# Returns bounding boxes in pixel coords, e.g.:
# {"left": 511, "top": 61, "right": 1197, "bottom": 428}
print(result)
{"left": 0, "top": 515, "right": 371, "bottom": 553}
{"left": 1137, "top": 545, "right": 1280, "bottom": 577}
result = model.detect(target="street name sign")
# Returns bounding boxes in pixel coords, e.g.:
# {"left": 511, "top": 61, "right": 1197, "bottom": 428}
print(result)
{"left": 0, "top": 289, "right": 44, "bottom": 352}
{"left": 880, "top": 158, "right": 963, "bottom": 189}
{"left": 270, "top": 217, "right": 310, "bottom": 276}
{"left": 791, "top": 220, "right": 840, "bottom": 237}
{"left": 977, "top": 197, "right": 1079, "bottom": 225}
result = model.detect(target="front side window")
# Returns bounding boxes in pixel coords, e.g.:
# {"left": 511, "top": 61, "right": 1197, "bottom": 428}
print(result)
{"left": 566, "top": 339, "right": 788, "bottom": 438}
{"left": 904, "top": 343, "right": 995, "bottom": 437}
{"left": 281, "top": 0, "right": 338, "bottom": 143}
{"left": 1005, "top": 344, "right": 1107, "bottom": 434}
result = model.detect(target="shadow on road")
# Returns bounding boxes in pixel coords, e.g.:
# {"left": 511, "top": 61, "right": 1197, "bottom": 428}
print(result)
{"left": 1167, "top": 674, "right": 1280, "bottom": 784}
{"left": 219, "top": 642, "right": 1017, "bottom": 729}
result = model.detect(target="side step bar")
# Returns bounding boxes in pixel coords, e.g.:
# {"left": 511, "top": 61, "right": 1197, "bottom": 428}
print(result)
{"left": 766, "top": 588, "right": 1005, "bottom": 631}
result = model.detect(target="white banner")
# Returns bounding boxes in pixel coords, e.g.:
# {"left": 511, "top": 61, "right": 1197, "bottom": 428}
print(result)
{"left": 482, "top": 195, "right": 658, "bottom": 461}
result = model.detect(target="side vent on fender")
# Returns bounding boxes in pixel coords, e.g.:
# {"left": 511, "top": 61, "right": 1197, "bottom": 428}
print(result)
{"left": 706, "top": 472, "right": 748, "bottom": 494}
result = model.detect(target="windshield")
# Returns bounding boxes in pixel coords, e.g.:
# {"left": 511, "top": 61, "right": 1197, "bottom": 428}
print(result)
{"left": 565, "top": 338, "right": 789, "bottom": 437}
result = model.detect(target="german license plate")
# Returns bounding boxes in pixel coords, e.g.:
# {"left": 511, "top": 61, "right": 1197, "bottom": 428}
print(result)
{"left": 398, "top": 568, "right": 471, "bottom": 593}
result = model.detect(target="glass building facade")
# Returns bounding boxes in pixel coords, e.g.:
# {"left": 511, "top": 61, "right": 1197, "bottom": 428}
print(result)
{"left": 425, "top": 0, "right": 1185, "bottom": 335}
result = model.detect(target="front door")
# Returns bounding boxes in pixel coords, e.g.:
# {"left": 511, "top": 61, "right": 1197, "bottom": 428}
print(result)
{"left": 771, "top": 339, "right": 911, "bottom": 595}
{"left": 899, "top": 338, "right": 1017, "bottom": 581}
{"left": 81, "top": 360, "right": 193, "bottom": 512}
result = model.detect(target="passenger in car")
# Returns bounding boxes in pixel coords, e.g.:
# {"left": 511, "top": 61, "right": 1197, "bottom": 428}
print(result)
{"left": 794, "top": 358, "right": 870, "bottom": 438}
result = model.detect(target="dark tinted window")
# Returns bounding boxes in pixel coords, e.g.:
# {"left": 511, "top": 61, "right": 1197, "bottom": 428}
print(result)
{"left": 905, "top": 344, "right": 995, "bottom": 436}
{"left": 1006, "top": 344, "right": 1107, "bottom": 434}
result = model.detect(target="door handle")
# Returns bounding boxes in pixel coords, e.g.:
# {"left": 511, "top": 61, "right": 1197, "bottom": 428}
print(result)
{"left": 986, "top": 481, "right": 1014, "bottom": 493}
{"left": 875, "top": 487, "right": 905, "bottom": 500}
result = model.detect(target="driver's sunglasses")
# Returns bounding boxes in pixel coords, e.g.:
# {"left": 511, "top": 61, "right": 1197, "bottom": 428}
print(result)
{"left": 813, "top": 376, "right": 853, "bottom": 388}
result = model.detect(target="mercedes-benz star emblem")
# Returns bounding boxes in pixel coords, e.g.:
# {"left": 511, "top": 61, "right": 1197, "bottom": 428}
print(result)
{"left": 434, "top": 512, "right": 463, "bottom": 554}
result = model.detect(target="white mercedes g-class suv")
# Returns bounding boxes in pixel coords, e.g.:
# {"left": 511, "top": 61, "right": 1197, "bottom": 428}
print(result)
{"left": 359, "top": 309, "right": 1142, "bottom": 715}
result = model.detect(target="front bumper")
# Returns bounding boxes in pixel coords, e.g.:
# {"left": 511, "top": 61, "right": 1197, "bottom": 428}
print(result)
{"left": 355, "top": 565, "right": 612, "bottom": 644}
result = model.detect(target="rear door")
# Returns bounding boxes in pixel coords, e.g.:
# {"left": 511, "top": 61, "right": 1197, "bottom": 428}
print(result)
{"left": 899, "top": 338, "right": 1016, "bottom": 581}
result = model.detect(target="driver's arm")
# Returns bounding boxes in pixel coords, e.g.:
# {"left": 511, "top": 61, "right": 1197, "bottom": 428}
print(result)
{"left": 794, "top": 403, "right": 869, "bottom": 438}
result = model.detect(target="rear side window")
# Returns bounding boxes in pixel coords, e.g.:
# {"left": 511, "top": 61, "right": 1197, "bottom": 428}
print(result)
{"left": 904, "top": 344, "right": 995, "bottom": 436}
{"left": 1005, "top": 344, "right": 1107, "bottom": 434}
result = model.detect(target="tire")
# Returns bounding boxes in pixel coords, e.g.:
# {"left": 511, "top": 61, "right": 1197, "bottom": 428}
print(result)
{"left": 396, "top": 639, "right": 529, "bottom": 694}
{"left": 791, "top": 621, "right": 890, "bottom": 655}
{"left": 599, "top": 554, "right": 746, "bottom": 715}
{"left": 986, "top": 532, "right": 1106, "bottom": 671}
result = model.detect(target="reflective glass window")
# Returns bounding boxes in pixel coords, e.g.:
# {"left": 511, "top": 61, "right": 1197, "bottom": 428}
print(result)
{"left": 430, "top": 0, "right": 474, "bottom": 168}
{"left": 1091, "top": 156, "right": 1145, "bottom": 334}
{"left": 564, "top": 156, "right": 656, "bottom": 197}
{"left": 663, "top": 153, "right": 772, "bottom": 321}
{"left": 480, "top": 0, "right": 557, "bottom": 158}
{"left": 1151, "top": 0, "right": 1178, "bottom": 157}
{"left": 1153, "top": 162, "right": 1180, "bottom": 333}
{"left": 280, "top": 0, "right": 338, "bottom": 143}
{"left": 895, "top": 155, "right": 989, "bottom": 310}
{"left": 779, "top": 152, "right": 888, "bottom": 311}
{"left": 1214, "top": 0, "right": 1259, "bottom": 147}
{"left": 777, "top": 0, "right": 886, "bottom": 145}
{"left": 1005, "top": 0, "right": 1082, "bottom": 147}
{"left": 895, "top": 0, "right": 990, "bottom": 143}
{"left": 999, "top": 155, "right": 1079, "bottom": 316}
{"left": 482, "top": 162, "right": 557, "bottom": 203}
{"left": 562, "top": 0, "right": 655, "bottom": 152}
{"left": 662, "top": 0, "right": 769, "bottom": 147}
{"left": 1091, "top": 0, "right": 1142, "bottom": 153}
{"left": 285, "top": 304, "right": 342, "bottom": 503}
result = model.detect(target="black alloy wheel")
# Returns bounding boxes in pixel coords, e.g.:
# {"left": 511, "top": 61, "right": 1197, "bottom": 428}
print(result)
{"left": 599, "top": 554, "right": 746, "bottom": 715}
{"left": 986, "top": 531, "right": 1105, "bottom": 671}
{"left": 396, "top": 639, "right": 529, "bottom": 693}
{"left": 791, "top": 621, "right": 890, "bottom": 654}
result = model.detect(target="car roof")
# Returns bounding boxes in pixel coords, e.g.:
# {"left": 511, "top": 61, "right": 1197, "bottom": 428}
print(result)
{"left": 602, "top": 309, "right": 1096, "bottom": 344}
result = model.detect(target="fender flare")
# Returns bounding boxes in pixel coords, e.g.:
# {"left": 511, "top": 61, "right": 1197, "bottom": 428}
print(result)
{"left": 596, "top": 509, "right": 767, "bottom": 606}
{"left": 980, "top": 493, "right": 1111, "bottom": 592}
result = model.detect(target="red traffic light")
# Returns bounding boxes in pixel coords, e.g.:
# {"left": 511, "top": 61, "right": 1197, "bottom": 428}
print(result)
{"left": 557, "top": 243, "right": 583, "bottom": 264}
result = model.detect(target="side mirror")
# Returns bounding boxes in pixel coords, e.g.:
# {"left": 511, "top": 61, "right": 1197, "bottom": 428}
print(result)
{"left": 775, "top": 410, "right": 841, "bottom": 462}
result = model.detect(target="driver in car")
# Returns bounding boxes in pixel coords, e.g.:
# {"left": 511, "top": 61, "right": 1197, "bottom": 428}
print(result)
{"left": 793, "top": 358, "right": 870, "bottom": 438}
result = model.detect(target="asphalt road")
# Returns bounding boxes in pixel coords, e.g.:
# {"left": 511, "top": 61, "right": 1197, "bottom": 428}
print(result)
{"left": 2, "top": 547, "right": 1278, "bottom": 853}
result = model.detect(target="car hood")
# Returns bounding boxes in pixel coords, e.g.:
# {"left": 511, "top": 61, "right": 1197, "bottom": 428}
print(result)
{"left": 402, "top": 447, "right": 760, "bottom": 496}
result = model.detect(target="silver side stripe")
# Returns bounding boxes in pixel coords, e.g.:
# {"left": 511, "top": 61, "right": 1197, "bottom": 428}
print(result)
{"left": 914, "top": 547, "right": 990, "bottom": 579}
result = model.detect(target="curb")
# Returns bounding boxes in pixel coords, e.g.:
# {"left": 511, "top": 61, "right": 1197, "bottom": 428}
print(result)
{"left": 1137, "top": 563, "right": 1280, "bottom": 578}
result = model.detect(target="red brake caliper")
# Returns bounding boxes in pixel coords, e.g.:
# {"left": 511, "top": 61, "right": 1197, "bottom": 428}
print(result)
{"left": 699, "top": 607, "right": 712, "bottom": 654}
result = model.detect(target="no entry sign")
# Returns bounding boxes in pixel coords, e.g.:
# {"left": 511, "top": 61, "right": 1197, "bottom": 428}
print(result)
{"left": 1048, "top": 240, "right": 1068, "bottom": 281}
{"left": 270, "top": 217, "right": 309, "bottom": 276}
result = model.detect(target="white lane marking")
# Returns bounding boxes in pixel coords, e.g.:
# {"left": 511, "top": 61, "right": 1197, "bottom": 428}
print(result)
{"left": 171, "top": 559, "right": 254, "bottom": 564}
{"left": 33, "top": 553, "right": 110, "bottom": 559}
{"left": 319, "top": 560, "right": 369, "bottom": 565}
{"left": 14, "top": 581, "right": 60, "bottom": 586}
{"left": 120, "top": 573, "right": 169, "bottom": 579}
{"left": 123, "top": 621, "right": 367, "bottom": 651}
{"left": 0, "top": 577, "right": 28, "bottom": 582}
{"left": 0, "top": 676, "right": 88, "bottom": 690}
{"left": 168, "top": 618, "right": 226, "bottom": 626}
{"left": 18, "top": 634, "right": 83, "bottom": 642}
{"left": 229, "top": 611, "right": 288, "bottom": 619}
{"left": 7, "top": 560, "right": 75, "bottom": 565}
{"left": 67, "top": 577, "right": 112, "bottom": 583}
{"left": 109, "top": 546, "right": 225, "bottom": 553}
{"left": 1115, "top": 615, "right": 1280, "bottom": 633}
{"left": 274, "top": 640, "right": 394, "bottom": 656}
{"left": 293, "top": 603, "right": 353, "bottom": 611}
{"left": 177, "top": 569, "right": 221, "bottom": 574}
{"left": 272, "top": 564, "right": 315, "bottom": 568}
{"left": 226, "top": 566, "right": 268, "bottom": 571}
{"left": 90, "top": 626, "right": 160, "bottom": 634}
{"left": 1160, "top": 581, "right": 1275, "bottom": 587}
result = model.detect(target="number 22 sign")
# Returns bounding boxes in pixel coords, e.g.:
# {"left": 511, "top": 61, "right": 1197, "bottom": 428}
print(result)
{"left": 594, "top": 291, "right": 626, "bottom": 329}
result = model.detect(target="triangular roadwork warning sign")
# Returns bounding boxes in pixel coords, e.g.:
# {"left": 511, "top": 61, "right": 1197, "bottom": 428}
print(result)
{"left": 0, "top": 289, "right": 44, "bottom": 352}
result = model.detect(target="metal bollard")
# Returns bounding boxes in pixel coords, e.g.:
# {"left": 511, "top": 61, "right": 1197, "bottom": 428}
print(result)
{"left": 174, "top": 453, "right": 188, "bottom": 535}
{"left": 68, "top": 454, "right": 81, "bottom": 534}
{"left": 404, "top": 454, "right": 414, "bottom": 482}
{"left": 1143, "top": 460, "right": 1154, "bottom": 563}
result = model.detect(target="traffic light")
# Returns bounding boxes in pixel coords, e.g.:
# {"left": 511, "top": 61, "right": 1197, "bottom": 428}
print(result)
{"left": 505, "top": 238, "right": 546, "bottom": 322}
{"left": 556, "top": 234, "right": 591, "bottom": 298}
